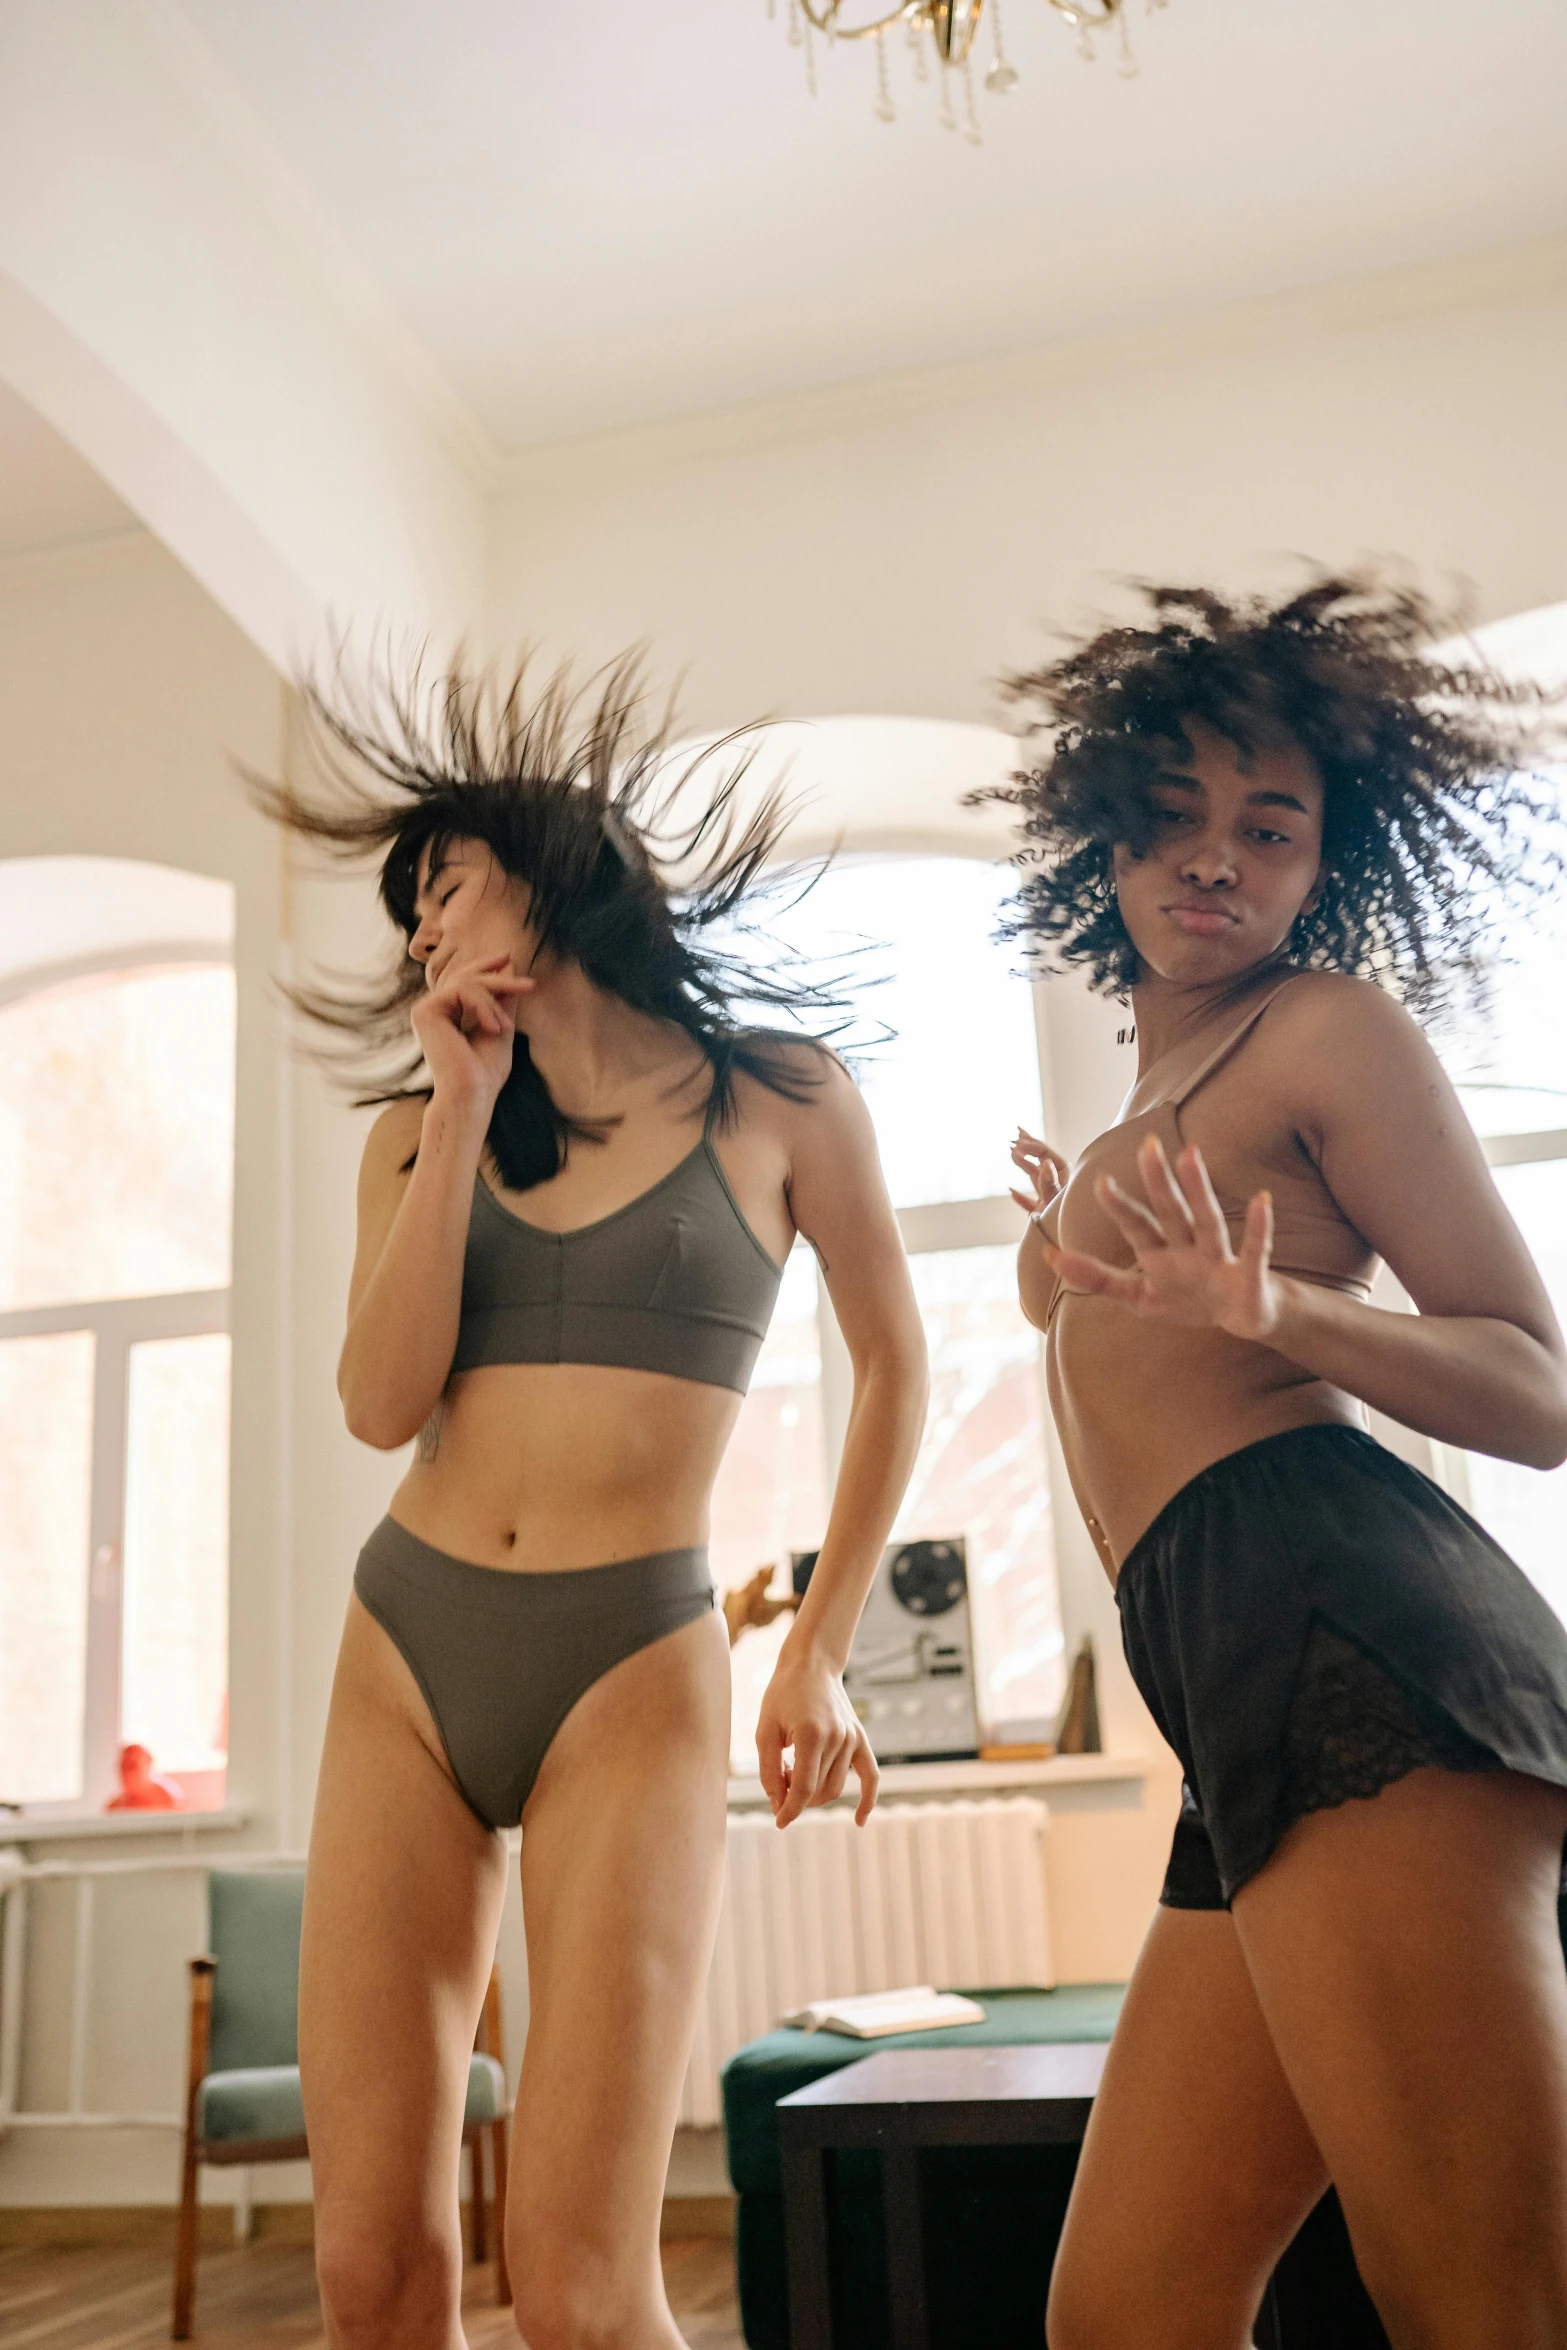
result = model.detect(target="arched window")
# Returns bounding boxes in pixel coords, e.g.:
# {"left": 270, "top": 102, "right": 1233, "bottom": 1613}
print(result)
{"left": 716, "top": 831, "right": 1067, "bottom": 1772}
{"left": 0, "top": 860, "right": 235, "bottom": 1815}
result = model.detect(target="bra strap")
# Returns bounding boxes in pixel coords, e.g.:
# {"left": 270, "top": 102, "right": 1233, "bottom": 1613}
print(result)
{"left": 1165, "top": 976, "right": 1300, "bottom": 1110}
{"left": 703, "top": 1059, "right": 726, "bottom": 1142}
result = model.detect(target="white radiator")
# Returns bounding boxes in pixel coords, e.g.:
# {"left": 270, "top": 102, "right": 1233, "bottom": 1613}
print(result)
{"left": 680, "top": 1797, "right": 1052, "bottom": 2128}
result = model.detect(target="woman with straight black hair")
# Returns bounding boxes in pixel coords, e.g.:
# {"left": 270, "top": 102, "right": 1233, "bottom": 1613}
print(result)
{"left": 255, "top": 652, "right": 927, "bottom": 2350}
{"left": 991, "top": 575, "right": 1567, "bottom": 2350}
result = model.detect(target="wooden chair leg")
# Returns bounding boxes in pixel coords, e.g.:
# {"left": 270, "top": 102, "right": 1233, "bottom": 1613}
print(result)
{"left": 491, "top": 2117, "right": 511, "bottom": 2306}
{"left": 171, "top": 2139, "right": 201, "bottom": 2340}
{"left": 172, "top": 1956, "right": 214, "bottom": 2341}
{"left": 469, "top": 2131, "right": 487, "bottom": 2264}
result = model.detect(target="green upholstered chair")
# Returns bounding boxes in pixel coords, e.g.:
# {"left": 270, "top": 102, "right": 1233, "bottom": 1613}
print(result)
{"left": 172, "top": 1868, "right": 510, "bottom": 2339}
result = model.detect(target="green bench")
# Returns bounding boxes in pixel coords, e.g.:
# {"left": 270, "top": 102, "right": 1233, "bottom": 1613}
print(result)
{"left": 722, "top": 1987, "right": 1123, "bottom": 2350}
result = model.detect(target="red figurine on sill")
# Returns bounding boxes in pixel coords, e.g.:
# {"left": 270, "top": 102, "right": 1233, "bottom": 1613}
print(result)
{"left": 106, "top": 1743, "right": 187, "bottom": 1811}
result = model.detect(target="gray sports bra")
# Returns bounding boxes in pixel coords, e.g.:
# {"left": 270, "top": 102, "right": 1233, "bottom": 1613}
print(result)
{"left": 449, "top": 1088, "right": 784, "bottom": 1394}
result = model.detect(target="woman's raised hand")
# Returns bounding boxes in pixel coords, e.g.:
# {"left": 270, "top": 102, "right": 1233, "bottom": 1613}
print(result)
{"left": 1011, "top": 1128, "right": 1071, "bottom": 1220}
{"left": 1044, "top": 1134, "right": 1282, "bottom": 1341}
{"left": 410, "top": 953, "right": 536, "bottom": 1119}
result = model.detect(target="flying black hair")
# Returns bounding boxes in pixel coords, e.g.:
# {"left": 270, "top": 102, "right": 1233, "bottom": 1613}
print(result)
{"left": 972, "top": 571, "right": 1566, "bottom": 1016}
{"left": 250, "top": 646, "right": 844, "bottom": 1190}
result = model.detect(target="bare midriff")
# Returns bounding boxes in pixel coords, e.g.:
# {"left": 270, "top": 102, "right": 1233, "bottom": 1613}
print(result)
{"left": 1041, "top": 976, "right": 1376, "bottom": 1579}
{"left": 388, "top": 1363, "right": 741, "bottom": 1571}
{"left": 1047, "top": 1295, "right": 1362, "bottom": 1580}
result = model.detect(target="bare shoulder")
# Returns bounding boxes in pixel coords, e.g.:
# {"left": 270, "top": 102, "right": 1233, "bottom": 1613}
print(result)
{"left": 1259, "top": 972, "right": 1460, "bottom": 1161}
{"left": 1265, "top": 969, "right": 1439, "bottom": 1077}
{"left": 731, "top": 1036, "right": 871, "bottom": 1158}
{"left": 358, "top": 1095, "right": 428, "bottom": 1190}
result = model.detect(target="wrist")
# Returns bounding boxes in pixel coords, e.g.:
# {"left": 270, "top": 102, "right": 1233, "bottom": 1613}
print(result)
{"left": 778, "top": 1620, "right": 849, "bottom": 1678}
{"left": 423, "top": 1088, "right": 492, "bottom": 1148}
{"left": 1255, "top": 1271, "right": 1311, "bottom": 1346}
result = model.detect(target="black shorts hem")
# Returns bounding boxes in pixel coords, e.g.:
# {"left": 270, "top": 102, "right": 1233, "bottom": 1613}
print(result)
{"left": 1121, "top": 1425, "right": 1567, "bottom": 1908}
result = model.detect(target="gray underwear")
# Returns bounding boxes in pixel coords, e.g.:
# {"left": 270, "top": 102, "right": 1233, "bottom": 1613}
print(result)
{"left": 353, "top": 1516, "right": 715, "bottom": 1831}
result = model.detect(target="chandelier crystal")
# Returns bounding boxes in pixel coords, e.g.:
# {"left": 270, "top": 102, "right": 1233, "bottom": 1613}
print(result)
{"left": 772, "top": 0, "right": 1167, "bottom": 136}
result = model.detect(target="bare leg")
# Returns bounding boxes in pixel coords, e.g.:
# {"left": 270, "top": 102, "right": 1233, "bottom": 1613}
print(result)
{"left": 1047, "top": 1906, "right": 1328, "bottom": 2350}
{"left": 300, "top": 1597, "right": 508, "bottom": 2350}
{"left": 1232, "top": 1766, "right": 1567, "bottom": 2350}
{"left": 506, "top": 1605, "right": 732, "bottom": 2350}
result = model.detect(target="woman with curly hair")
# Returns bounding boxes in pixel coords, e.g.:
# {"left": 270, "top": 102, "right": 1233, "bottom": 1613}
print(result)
{"left": 254, "top": 654, "right": 927, "bottom": 2350}
{"left": 992, "top": 576, "right": 1567, "bottom": 2349}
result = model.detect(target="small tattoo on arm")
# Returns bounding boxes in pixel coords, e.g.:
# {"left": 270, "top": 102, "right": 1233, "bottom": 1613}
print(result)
{"left": 417, "top": 1402, "right": 444, "bottom": 1462}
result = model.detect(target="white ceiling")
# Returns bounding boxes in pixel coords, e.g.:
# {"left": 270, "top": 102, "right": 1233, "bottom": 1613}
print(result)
{"left": 0, "top": 378, "right": 138, "bottom": 562}
{"left": 176, "top": 0, "right": 1567, "bottom": 450}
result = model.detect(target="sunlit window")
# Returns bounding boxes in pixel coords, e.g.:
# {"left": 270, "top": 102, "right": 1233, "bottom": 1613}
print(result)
{"left": 713, "top": 854, "right": 1064, "bottom": 1772}
{"left": 0, "top": 958, "right": 234, "bottom": 1811}
{"left": 897, "top": 1247, "right": 1061, "bottom": 1718}
{"left": 785, "top": 856, "right": 1044, "bottom": 1210}
{"left": 1450, "top": 1157, "right": 1567, "bottom": 1623}
{"left": 1436, "top": 852, "right": 1567, "bottom": 1624}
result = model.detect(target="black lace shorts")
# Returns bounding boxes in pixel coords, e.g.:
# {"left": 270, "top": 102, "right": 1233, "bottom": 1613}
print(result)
{"left": 1116, "top": 1425, "right": 1567, "bottom": 1910}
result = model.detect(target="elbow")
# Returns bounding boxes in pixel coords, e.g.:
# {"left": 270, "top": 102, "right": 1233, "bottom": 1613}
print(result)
{"left": 852, "top": 1330, "right": 928, "bottom": 1423}
{"left": 1507, "top": 1372, "right": 1567, "bottom": 1471}
{"left": 1521, "top": 1410, "right": 1567, "bottom": 1474}
{"left": 337, "top": 1366, "right": 432, "bottom": 1452}
{"left": 898, "top": 1341, "right": 931, "bottom": 1434}
{"left": 341, "top": 1395, "right": 419, "bottom": 1451}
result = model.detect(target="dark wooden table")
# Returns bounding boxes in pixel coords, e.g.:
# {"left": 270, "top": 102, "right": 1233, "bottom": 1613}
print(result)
{"left": 777, "top": 2042, "right": 1108, "bottom": 2350}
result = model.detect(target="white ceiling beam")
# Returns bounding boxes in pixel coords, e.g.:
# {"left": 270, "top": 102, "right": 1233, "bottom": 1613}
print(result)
{"left": 0, "top": 0, "right": 492, "bottom": 670}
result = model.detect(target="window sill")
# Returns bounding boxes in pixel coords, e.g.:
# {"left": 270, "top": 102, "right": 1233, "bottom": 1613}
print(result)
{"left": 0, "top": 1806, "right": 249, "bottom": 1848}
{"left": 724, "top": 1753, "right": 1149, "bottom": 1809}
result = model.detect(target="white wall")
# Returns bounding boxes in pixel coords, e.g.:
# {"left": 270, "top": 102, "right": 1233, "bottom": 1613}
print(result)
{"left": 489, "top": 239, "right": 1567, "bottom": 725}
{"left": 0, "top": 2, "right": 489, "bottom": 669}
{"left": 0, "top": 534, "right": 291, "bottom": 2204}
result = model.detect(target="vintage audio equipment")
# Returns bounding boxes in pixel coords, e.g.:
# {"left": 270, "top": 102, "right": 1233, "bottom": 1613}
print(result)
{"left": 792, "top": 1537, "right": 980, "bottom": 1763}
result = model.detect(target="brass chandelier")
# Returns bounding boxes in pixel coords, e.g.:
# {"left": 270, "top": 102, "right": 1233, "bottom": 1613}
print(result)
{"left": 772, "top": 0, "right": 1167, "bottom": 141}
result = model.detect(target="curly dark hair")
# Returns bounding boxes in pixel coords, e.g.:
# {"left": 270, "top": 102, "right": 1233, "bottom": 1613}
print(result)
{"left": 250, "top": 646, "right": 845, "bottom": 1190}
{"left": 973, "top": 572, "right": 1565, "bottom": 1014}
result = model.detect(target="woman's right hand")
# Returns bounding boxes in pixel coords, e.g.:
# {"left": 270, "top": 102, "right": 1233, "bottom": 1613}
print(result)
{"left": 410, "top": 953, "right": 536, "bottom": 1120}
{"left": 1011, "top": 1127, "right": 1070, "bottom": 1221}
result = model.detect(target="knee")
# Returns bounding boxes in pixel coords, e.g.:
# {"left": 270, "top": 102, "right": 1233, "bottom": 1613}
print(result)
{"left": 314, "top": 2210, "right": 457, "bottom": 2346}
{"left": 1047, "top": 2250, "right": 1125, "bottom": 2350}
{"left": 1046, "top": 2257, "right": 1251, "bottom": 2350}
{"left": 509, "top": 2249, "right": 637, "bottom": 2350}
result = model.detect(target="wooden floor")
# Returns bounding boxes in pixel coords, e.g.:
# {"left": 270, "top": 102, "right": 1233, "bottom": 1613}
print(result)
{"left": 0, "top": 2237, "right": 745, "bottom": 2348}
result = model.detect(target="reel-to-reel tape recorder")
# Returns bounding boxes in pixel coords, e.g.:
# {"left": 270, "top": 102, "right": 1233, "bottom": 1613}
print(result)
{"left": 791, "top": 1536, "right": 980, "bottom": 1763}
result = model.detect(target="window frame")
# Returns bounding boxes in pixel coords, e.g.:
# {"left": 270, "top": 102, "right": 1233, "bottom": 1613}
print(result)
{"left": 777, "top": 846, "right": 1065, "bottom": 1729}
{"left": 1426, "top": 1121, "right": 1567, "bottom": 1526}
{"left": 0, "top": 949, "right": 234, "bottom": 1817}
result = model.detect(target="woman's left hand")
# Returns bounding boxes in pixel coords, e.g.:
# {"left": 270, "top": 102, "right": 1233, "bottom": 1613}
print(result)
{"left": 756, "top": 1646, "right": 879, "bottom": 1829}
{"left": 1044, "top": 1134, "right": 1283, "bottom": 1342}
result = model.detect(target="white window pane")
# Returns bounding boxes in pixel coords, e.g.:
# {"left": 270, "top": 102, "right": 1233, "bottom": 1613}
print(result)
{"left": 713, "top": 1246, "right": 828, "bottom": 1775}
{"left": 121, "top": 1332, "right": 231, "bottom": 1777}
{"left": 0, "top": 1331, "right": 93, "bottom": 1803}
{"left": 1463, "top": 1160, "right": 1567, "bottom": 1622}
{"left": 898, "top": 1246, "right": 1066, "bottom": 1732}
{"left": 0, "top": 965, "right": 235, "bottom": 1310}
{"left": 1446, "top": 892, "right": 1567, "bottom": 1139}
{"left": 778, "top": 859, "right": 1042, "bottom": 1209}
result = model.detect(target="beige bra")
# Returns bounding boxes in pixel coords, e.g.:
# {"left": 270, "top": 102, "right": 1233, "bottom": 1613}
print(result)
{"left": 1046, "top": 977, "right": 1376, "bottom": 1327}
